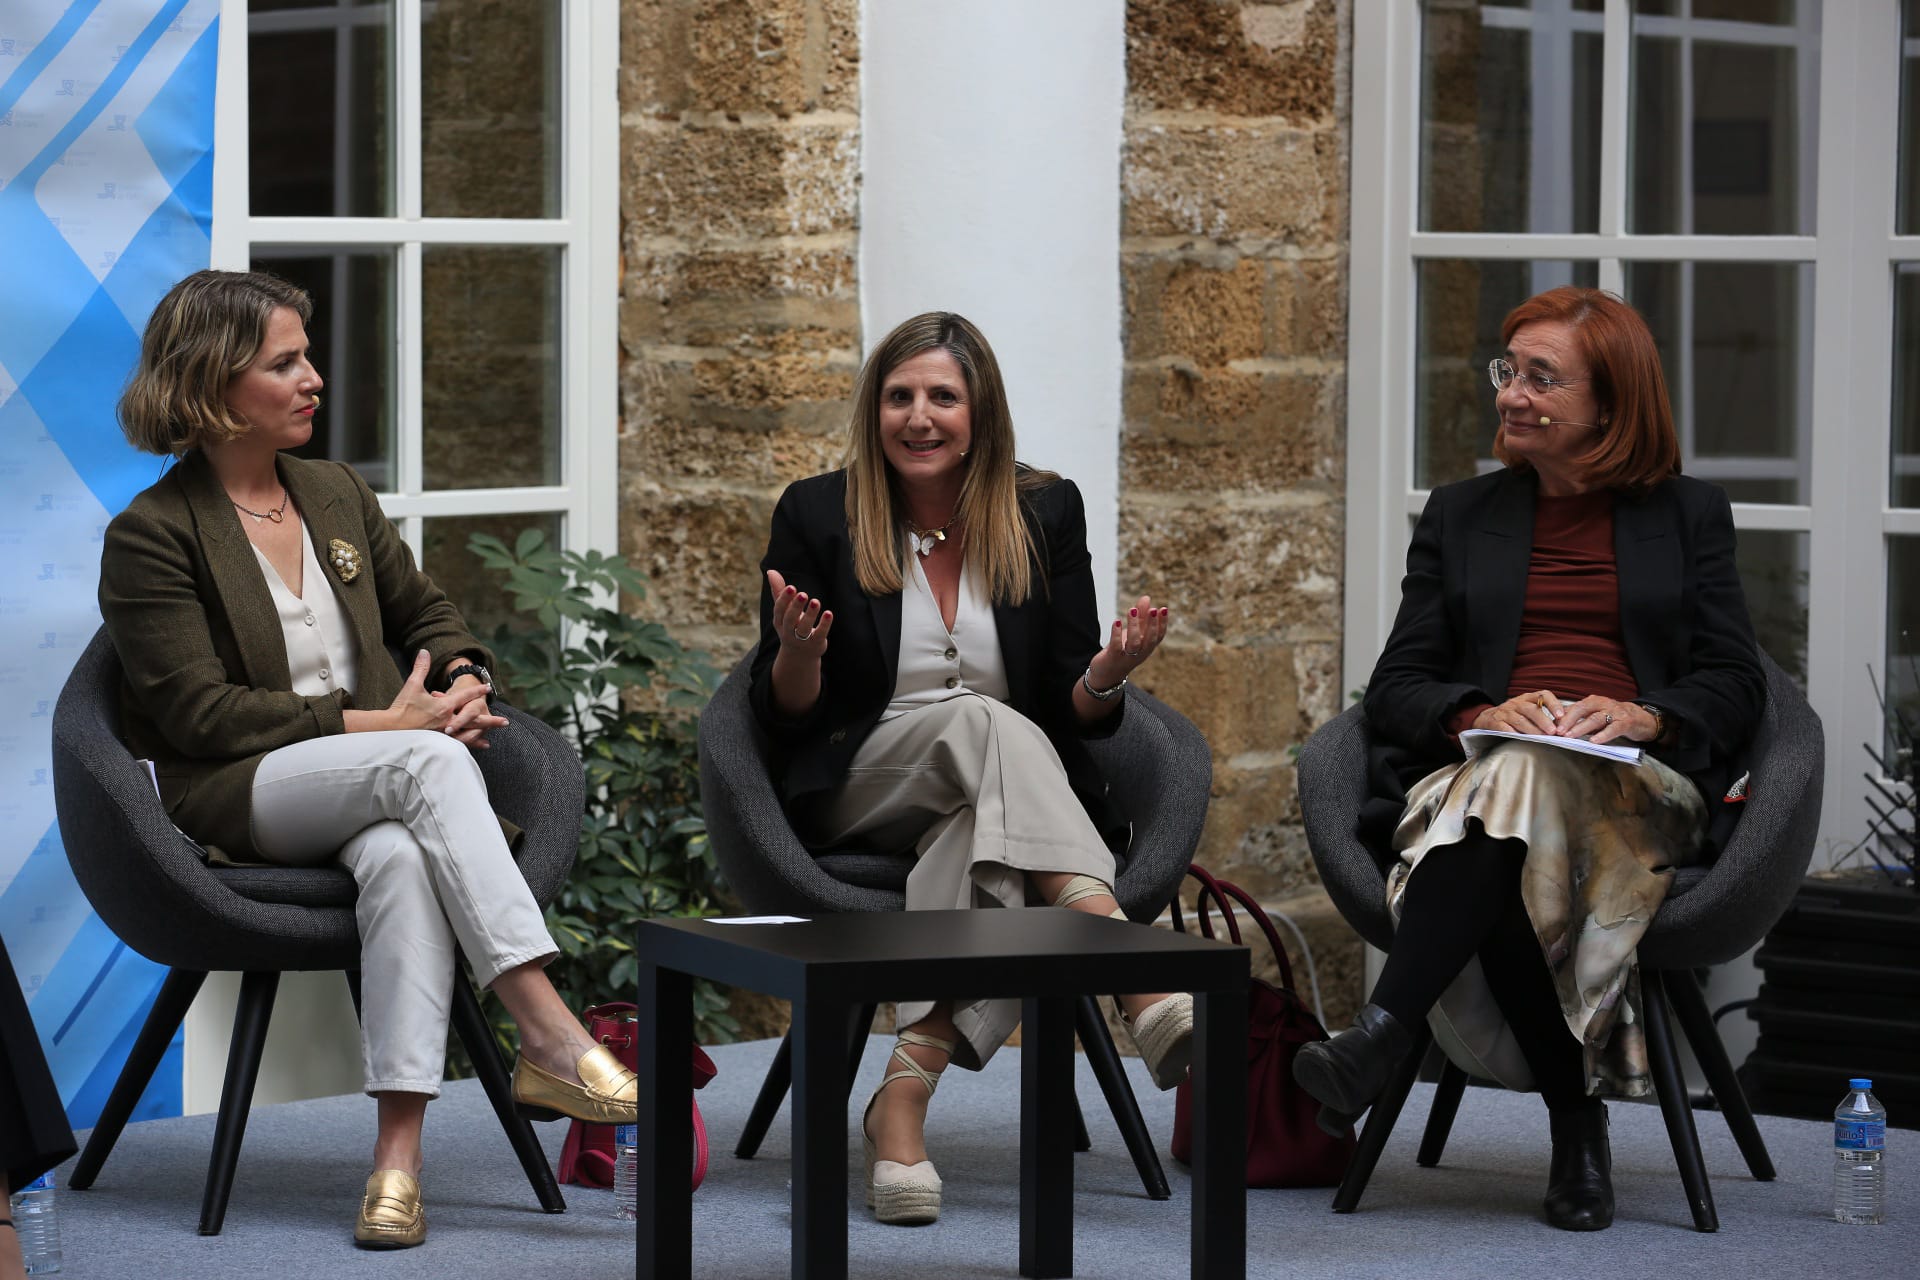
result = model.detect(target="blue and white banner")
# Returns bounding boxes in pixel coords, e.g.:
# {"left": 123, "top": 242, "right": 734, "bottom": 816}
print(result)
{"left": 0, "top": 0, "right": 219, "bottom": 1127}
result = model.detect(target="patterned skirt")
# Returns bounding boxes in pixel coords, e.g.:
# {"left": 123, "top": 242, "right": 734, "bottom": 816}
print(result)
{"left": 1388, "top": 739, "right": 1708, "bottom": 1098}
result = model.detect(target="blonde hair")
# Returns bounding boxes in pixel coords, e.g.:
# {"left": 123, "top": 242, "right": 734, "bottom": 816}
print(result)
{"left": 118, "top": 269, "right": 313, "bottom": 456}
{"left": 844, "top": 312, "right": 1056, "bottom": 604}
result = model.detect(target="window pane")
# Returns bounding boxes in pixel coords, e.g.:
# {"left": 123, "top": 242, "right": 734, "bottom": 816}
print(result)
{"left": 251, "top": 248, "right": 397, "bottom": 490}
{"left": 421, "top": 247, "right": 562, "bottom": 491}
{"left": 1691, "top": 1, "right": 1800, "bottom": 23}
{"left": 421, "top": 512, "right": 564, "bottom": 646}
{"left": 1885, "top": 537, "right": 1920, "bottom": 776}
{"left": 1623, "top": 261, "right": 1811, "bottom": 504}
{"left": 1414, "top": 259, "right": 1600, "bottom": 489}
{"left": 1901, "top": 0, "right": 1920, "bottom": 235}
{"left": 1896, "top": 267, "right": 1920, "bottom": 509}
{"left": 422, "top": 2, "right": 559, "bottom": 218}
{"left": 1736, "top": 530, "right": 1807, "bottom": 686}
{"left": 1629, "top": 3, "right": 1820, "bottom": 235}
{"left": 1420, "top": 2, "right": 1603, "bottom": 234}
{"left": 249, "top": 4, "right": 393, "bottom": 217}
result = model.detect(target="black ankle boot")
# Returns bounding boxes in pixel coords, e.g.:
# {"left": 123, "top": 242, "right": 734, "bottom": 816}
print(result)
{"left": 1544, "top": 1104, "right": 1614, "bottom": 1231}
{"left": 1292, "top": 1004, "right": 1414, "bottom": 1136}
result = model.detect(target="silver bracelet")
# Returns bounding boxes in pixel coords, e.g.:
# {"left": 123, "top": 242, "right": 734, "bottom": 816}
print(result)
{"left": 1082, "top": 665, "right": 1126, "bottom": 701}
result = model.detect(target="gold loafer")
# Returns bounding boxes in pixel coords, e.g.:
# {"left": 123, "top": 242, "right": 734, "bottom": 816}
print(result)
{"left": 512, "top": 1043, "right": 638, "bottom": 1125}
{"left": 354, "top": 1169, "right": 426, "bottom": 1249}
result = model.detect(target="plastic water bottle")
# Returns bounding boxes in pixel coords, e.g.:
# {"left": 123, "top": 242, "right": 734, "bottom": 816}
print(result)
{"left": 613, "top": 1123, "right": 638, "bottom": 1221}
{"left": 10, "top": 1170, "right": 62, "bottom": 1274}
{"left": 1834, "top": 1078, "right": 1886, "bottom": 1225}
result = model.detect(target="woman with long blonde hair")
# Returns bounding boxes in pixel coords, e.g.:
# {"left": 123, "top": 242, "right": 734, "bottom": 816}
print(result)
{"left": 750, "top": 311, "right": 1190, "bottom": 1225}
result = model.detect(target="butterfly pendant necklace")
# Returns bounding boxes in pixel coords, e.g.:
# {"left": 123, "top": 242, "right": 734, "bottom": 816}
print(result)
{"left": 907, "top": 516, "right": 957, "bottom": 558}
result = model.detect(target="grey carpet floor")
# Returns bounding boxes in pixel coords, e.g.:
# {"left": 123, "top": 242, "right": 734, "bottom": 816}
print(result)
{"left": 49, "top": 1035, "right": 1920, "bottom": 1278}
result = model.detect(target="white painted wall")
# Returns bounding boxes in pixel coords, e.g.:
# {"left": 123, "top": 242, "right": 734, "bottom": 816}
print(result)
{"left": 860, "top": 0, "right": 1126, "bottom": 618}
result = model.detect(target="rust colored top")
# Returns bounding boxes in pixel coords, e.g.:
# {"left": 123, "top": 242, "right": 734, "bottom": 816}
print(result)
{"left": 1447, "top": 489, "right": 1640, "bottom": 734}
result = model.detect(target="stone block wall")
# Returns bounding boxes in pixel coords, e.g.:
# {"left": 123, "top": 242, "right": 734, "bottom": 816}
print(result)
{"left": 1120, "top": 0, "right": 1365, "bottom": 1028}
{"left": 621, "top": 0, "right": 861, "bottom": 670}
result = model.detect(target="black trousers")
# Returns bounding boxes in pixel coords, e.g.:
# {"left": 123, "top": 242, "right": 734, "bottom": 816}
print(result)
{"left": 1370, "top": 828, "right": 1593, "bottom": 1113}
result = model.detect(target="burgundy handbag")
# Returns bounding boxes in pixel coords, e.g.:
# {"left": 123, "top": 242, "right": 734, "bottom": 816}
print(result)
{"left": 556, "top": 1001, "right": 718, "bottom": 1190}
{"left": 1169, "top": 864, "right": 1356, "bottom": 1187}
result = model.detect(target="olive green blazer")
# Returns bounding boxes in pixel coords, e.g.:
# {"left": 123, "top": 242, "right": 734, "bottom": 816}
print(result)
{"left": 98, "top": 449, "right": 496, "bottom": 862}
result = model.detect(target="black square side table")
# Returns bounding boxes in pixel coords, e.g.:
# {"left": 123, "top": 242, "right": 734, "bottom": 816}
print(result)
{"left": 636, "top": 908, "right": 1249, "bottom": 1280}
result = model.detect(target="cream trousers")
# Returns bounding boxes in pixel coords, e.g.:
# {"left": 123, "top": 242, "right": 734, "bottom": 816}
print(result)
{"left": 807, "top": 694, "right": 1116, "bottom": 1070}
{"left": 250, "top": 730, "right": 558, "bottom": 1096}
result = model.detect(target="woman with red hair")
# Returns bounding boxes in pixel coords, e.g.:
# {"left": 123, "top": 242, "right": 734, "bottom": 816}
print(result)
{"left": 1295, "top": 287, "right": 1765, "bottom": 1230}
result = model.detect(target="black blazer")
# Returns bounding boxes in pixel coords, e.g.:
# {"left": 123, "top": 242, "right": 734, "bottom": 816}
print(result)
{"left": 748, "top": 469, "right": 1125, "bottom": 846}
{"left": 1358, "top": 467, "right": 1765, "bottom": 864}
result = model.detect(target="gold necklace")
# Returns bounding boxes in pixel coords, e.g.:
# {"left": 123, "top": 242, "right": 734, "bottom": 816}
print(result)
{"left": 232, "top": 489, "right": 290, "bottom": 523}
{"left": 907, "top": 515, "right": 957, "bottom": 558}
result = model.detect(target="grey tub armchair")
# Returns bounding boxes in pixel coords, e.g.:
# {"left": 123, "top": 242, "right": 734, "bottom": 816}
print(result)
{"left": 1295, "top": 650, "right": 1823, "bottom": 1232}
{"left": 51, "top": 627, "right": 586, "bottom": 1234}
{"left": 696, "top": 654, "right": 1213, "bottom": 1199}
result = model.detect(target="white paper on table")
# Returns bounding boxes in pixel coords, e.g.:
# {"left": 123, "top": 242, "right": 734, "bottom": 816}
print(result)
{"left": 706, "top": 915, "right": 810, "bottom": 925}
{"left": 1458, "top": 729, "right": 1642, "bottom": 766}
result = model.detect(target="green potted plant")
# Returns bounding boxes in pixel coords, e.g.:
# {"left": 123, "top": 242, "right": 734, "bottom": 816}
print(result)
{"left": 463, "top": 529, "right": 735, "bottom": 1051}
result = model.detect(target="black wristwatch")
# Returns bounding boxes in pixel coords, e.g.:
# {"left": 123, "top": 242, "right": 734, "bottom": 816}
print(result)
{"left": 447, "top": 663, "right": 492, "bottom": 699}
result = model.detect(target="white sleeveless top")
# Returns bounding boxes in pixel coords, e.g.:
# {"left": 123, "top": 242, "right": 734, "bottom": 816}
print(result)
{"left": 880, "top": 541, "right": 1009, "bottom": 722}
{"left": 250, "top": 518, "right": 360, "bottom": 700}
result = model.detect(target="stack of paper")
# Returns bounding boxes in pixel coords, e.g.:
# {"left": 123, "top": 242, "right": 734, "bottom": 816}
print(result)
{"left": 1458, "top": 729, "right": 1642, "bottom": 765}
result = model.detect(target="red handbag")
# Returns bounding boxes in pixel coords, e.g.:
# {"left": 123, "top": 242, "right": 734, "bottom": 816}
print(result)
{"left": 556, "top": 1001, "right": 718, "bottom": 1190}
{"left": 1169, "top": 864, "right": 1356, "bottom": 1187}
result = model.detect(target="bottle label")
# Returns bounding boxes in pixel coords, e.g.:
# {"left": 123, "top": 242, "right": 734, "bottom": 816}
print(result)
{"left": 1835, "top": 1119, "right": 1885, "bottom": 1151}
{"left": 23, "top": 1173, "right": 52, "bottom": 1192}
{"left": 615, "top": 1124, "right": 637, "bottom": 1147}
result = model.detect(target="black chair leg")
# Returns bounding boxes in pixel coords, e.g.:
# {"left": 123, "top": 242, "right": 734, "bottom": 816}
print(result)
{"left": 845, "top": 1003, "right": 877, "bottom": 1097}
{"left": 69, "top": 968, "right": 207, "bottom": 1191}
{"left": 343, "top": 968, "right": 363, "bottom": 1022}
{"left": 736, "top": 1031, "right": 792, "bottom": 1160}
{"left": 1332, "top": 1022, "right": 1432, "bottom": 1214}
{"left": 200, "top": 970, "right": 279, "bottom": 1236}
{"left": 449, "top": 976, "right": 565, "bottom": 1214}
{"left": 1416, "top": 1058, "right": 1470, "bottom": 1168}
{"left": 1663, "top": 966, "right": 1775, "bottom": 1181}
{"left": 1070, "top": 1092, "right": 1093, "bottom": 1153}
{"left": 1643, "top": 969, "right": 1718, "bottom": 1232}
{"left": 1075, "top": 994, "right": 1169, "bottom": 1199}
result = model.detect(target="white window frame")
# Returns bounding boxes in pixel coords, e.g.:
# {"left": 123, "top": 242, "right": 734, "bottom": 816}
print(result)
{"left": 1347, "top": 0, "right": 1908, "bottom": 859}
{"left": 207, "top": 0, "right": 619, "bottom": 562}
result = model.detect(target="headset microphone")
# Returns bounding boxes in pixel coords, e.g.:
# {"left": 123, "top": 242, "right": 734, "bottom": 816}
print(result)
{"left": 1539, "top": 416, "right": 1603, "bottom": 430}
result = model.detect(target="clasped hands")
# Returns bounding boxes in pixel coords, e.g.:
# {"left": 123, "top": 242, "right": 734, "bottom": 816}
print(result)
{"left": 1472, "top": 689, "right": 1658, "bottom": 745}
{"left": 384, "top": 649, "right": 506, "bottom": 748}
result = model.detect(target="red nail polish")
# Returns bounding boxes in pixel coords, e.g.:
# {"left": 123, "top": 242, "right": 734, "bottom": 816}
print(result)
{"left": 1130, "top": 608, "right": 1138, "bottom": 617}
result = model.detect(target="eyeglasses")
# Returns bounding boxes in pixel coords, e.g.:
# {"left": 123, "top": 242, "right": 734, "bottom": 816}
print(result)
{"left": 1487, "top": 358, "right": 1588, "bottom": 396}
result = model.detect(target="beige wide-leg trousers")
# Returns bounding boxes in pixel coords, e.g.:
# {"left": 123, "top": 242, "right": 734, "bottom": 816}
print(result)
{"left": 806, "top": 694, "right": 1116, "bottom": 1070}
{"left": 249, "top": 730, "right": 558, "bottom": 1096}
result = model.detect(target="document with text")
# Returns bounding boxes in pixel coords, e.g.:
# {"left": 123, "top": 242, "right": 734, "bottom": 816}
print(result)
{"left": 1458, "top": 729, "right": 1642, "bottom": 766}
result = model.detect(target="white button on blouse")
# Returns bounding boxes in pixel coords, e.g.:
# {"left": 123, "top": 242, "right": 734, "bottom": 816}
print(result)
{"left": 251, "top": 519, "right": 360, "bottom": 700}
{"left": 880, "top": 542, "right": 1009, "bottom": 722}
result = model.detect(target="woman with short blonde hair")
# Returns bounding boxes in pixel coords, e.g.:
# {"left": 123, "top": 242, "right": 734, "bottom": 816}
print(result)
{"left": 102, "top": 268, "right": 631, "bottom": 1249}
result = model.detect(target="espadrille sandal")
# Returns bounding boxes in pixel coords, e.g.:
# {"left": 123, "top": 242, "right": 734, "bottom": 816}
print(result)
{"left": 1123, "top": 992, "right": 1195, "bottom": 1091}
{"left": 861, "top": 1029, "right": 954, "bottom": 1225}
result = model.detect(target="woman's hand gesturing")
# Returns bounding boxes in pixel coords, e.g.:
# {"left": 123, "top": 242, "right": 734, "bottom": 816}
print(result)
{"left": 765, "top": 569, "right": 832, "bottom": 719}
{"left": 766, "top": 569, "right": 834, "bottom": 659}
{"left": 1088, "top": 596, "right": 1172, "bottom": 689}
